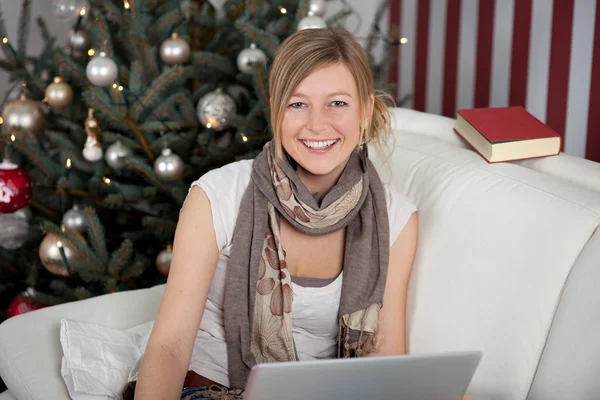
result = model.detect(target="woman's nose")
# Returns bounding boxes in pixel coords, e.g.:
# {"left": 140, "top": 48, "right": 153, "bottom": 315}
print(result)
{"left": 306, "top": 109, "right": 327, "bottom": 134}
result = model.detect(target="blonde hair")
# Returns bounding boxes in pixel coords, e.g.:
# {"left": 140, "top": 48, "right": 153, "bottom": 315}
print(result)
{"left": 269, "top": 28, "right": 394, "bottom": 159}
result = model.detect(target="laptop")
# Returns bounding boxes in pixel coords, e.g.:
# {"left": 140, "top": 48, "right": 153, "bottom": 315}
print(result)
{"left": 243, "top": 350, "right": 482, "bottom": 400}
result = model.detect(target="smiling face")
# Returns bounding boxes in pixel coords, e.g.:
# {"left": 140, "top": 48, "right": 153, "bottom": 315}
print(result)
{"left": 280, "top": 62, "right": 364, "bottom": 180}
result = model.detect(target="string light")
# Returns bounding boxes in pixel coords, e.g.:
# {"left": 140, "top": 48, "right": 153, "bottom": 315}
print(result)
{"left": 112, "top": 83, "right": 118, "bottom": 89}
{"left": 118, "top": 85, "right": 124, "bottom": 91}
{"left": 10, "top": 134, "right": 15, "bottom": 142}
{"left": 124, "top": 0, "right": 130, "bottom": 10}
{"left": 88, "top": 49, "right": 95, "bottom": 56}
{"left": 241, "top": 133, "right": 248, "bottom": 142}
{"left": 103, "top": 177, "right": 111, "bottom": 184}
{"left": 399, "top": 37, "right": 408, "bottom": 44}
{"left": 65, "top": 158, "right": 72, "bottom": 168}
{"left": 56, "top": 241, "right": 63, "bottom": 248}
{"left": 279, "top": 6, "right": 287, "bottom": 14}
{"left": 80, "top": 7, "right": 86, "bottom": 16}
{"left": 0, "top": 117, "right": 3, "bottom": 124}
{"left": 21, "top": 81, "right": 26, "bottom": 87}
{"left": 2, "top": 38, "right": 7, "bottom": 44}
{"left": 206, "top": 123, "right": 212, "bottom": 129}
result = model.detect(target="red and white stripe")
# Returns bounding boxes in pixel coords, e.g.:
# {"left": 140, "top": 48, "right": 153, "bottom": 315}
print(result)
{"left": 389, "top": 0, "right": 600, "bottom": 162}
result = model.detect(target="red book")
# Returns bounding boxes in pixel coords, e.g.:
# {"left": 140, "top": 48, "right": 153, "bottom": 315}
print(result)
{"left": 453, "top": 106, "right": 561, "bottom": 163}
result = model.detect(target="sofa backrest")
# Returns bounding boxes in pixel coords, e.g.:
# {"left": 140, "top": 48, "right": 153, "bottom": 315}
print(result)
{"left": 388, "top": 107, "right": 600, "bottom": 194}
{"left": 370, "top": 131, "right": 600, "bottom": 400}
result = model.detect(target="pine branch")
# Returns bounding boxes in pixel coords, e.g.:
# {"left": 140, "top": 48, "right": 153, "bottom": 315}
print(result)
{"left": 151, "top": 8, "right": 189, "bottom": 43}
{"left": 10, "top": 135, "right": 60, "bottom": 180}
{"left": 129, "top": 34, "right": 159, "bottom": 84}
{"left": 83, "top": 207, "right": 108, "bottom": 265}
{"left": 82, "top": 88, "right": 127, "bottom": 130}
{"left": 74, "top": 287, "right": 93, "bottom": 300}
{"left": 101, "top": 1, "right": 123, "bottom": 25}
{"left": 138, "top": 120, "right": 193, "bottom": 134}
{"left": 121, "top": 253, "right": 149, "bottom": 280}
{"left": 45, "top": 131, "right": 83, "bottom": 155}
{"left": 295, "top": 0, "right": 310, "bottom": 23}
{"left": 366, "top": 0, "right": 392, "bottom": 55}
{"left": 129, "top": 61, "right": 142, "bottom": 94}
{"left": 102, "top": 132, "right": 142, "bottom": 151}
{"left": 0, "top": 4, "right": 16, "bottom": 64}
{"left": 150, "top": 130, "right": 196, "bottom": 154}
{"left": 121, "top": 156, "right": 171, "bottom": 193}
{"left": 192, "top": 82, "right": 217, "bottom": 103}
{"left": 141, "top": 216, "right": 176, "bottom": 240}
{"left": 131, "top": 66, "right": 193, "bottom": 120}
{"left": 252, "top": 63, "right": 269, "bottom": 113}
{"left": 108, "top": 239, "right": 133, "bottom": 275}
{"left": 229, "top": 113, "right": 266, "bottom": 133}
{"left": 125, "top": 117, "right": 155, "bottom": 161}
{"left": 326, "top": 8, "right": 353, "bottom": 27}
{"left": 55, "top": 49, "right": 88, "bottom": 87}
{"left": 93, "top": 14, "right": 114, "bottom": 57}
{"left": 74, "top": 262, "right": 111, "bottom": 283}
{"left": 153, "top": 91, "right": 198, "bottom": 125}
{"left": 35, "top": 17, "right": 51, "bottom": 42}
{"left": 17, "top": 0, "right": 31, "bottom": 59}
{"left": 234, "top": 19, "right": 279, "bottom": 56}
{"left": 191, "top": 51, "right": 236, "bottom": 76}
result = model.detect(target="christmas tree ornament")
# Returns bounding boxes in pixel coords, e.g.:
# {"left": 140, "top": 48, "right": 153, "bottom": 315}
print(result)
{"left": 237, "top": 43, "right": 267, "bottom": 74}
{"left": 62, "top": 204, "right": 87, "bottom": 233}
{"left": 207, "top": 0, "right": 227, "bottom": 18}
{"left": 82, "top": 108, "right": 103, "bottom": 162}
{"left": 0, "top": 207, "right": 31, "bottom": 249}
{"left": 308, "top": 0, "right": 327, "bottom": 17}
{"left": 156, "top": 244, "right": 173, "bottom": 276}
{"left": 53, "top": 0, "right": 89, "bottom": 22}
{"left": 86, "top": 51, "right": 118, "bottom": 87}
{"left": 0, "top": 160, "right": 33, "bottom": 213}
{"left": 154, "top": 148, "right": 184, "bottom": 181}
{"left": 196, "top": 88, "right": 237, "bottom": 131}
{"left": 67, "top": 28, "right": 91, "bottom": 58}
{"left": 105, "top": 140, "right": 133, "bottom": 170}
{"left": 1, "top": 93, "right": 47, "bottom": 138}
{"left": 298, "top": 14, "right": 327, "bottom": 30}
{"left": 159, "top": 33, "right": 191, "bottom": 65}
{"left": 39, "top": 226, "right": 83, "bottom": 277}
{"left": 45, "top": 76, "right": 73, "bottom": 108}
{"left": 7, "top": 289, "right": 44, "bottom": 318}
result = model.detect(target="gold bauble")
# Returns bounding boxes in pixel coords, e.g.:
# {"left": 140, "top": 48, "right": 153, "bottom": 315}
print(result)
{"left": 39, "top": 228, "right": 83, "bottom": 277}
{"left": 45, "top": 76, "right": 73, "bottom": 108}
{"left": 1, "top": 93, "right": 47, "bottom": 137}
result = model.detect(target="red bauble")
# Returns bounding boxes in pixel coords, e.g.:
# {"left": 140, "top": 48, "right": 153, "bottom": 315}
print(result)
{"left": 0, "top": 160, "right": 33, "bottom": 213}
{"left": 7, "top": 295, "right": 44, "bottom": 318}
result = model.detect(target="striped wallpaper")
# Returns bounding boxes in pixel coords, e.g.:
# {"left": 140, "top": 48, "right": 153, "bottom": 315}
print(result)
{"left": 388, "top": 0, "right": 600, "bottom": 163}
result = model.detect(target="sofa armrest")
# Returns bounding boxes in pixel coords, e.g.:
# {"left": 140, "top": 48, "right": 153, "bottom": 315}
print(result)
{"left": 0, "top": 284, "right": 165, "bottom": 400}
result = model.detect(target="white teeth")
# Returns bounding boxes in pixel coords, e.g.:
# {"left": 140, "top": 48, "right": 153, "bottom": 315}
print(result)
{"left": 302, "top": 139, "right": 337, "bottom": 149}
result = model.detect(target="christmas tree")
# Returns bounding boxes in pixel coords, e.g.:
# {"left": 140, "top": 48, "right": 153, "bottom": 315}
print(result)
{"left": 0, "top": 0, "right": 398, "bottom": 323}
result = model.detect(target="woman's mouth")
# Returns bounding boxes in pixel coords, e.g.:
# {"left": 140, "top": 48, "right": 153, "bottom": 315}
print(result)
{"left": 299, "top": 139, "right": 340, "bottom": 152}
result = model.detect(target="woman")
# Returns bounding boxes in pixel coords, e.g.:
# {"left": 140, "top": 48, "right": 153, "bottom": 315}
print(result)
{"left": 130, "top": 27, "right": 424, "bottom": 399}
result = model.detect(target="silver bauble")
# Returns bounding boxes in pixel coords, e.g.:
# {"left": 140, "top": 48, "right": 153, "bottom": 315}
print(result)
{"left": 105, "top": 141, "right": 133, "bottom": 170}
{"left": 45, "top": 76, "right": 73, "bottom": 108}
{"left": 1, "top": 93, "right": 47, "bottom": 137}
{"left": 62, "top": 205, "right": 87, "bottom": 233}
{"left": 308, "top": 0, "right": 327, "bottom": 17}
{"left": 298, "top": 15, "right": 327, "bottom": 30}
{"left": 83, "top": 137, "right": 103, "bottom": 162}
{"left": 39, "top": 229, "right": 83, "bottom": 277}
{"left": 196, "top": 88, "right": 237, "bottom": 131}
{"left": 154, "top": 148, "right": 184, "bottom": 181}
{"left": 67, "top": 28, "right": 91, "bottom": 58}
{"left": 236, "top": 43, "right": 267, "bottom": 74}
{"left": 0, "top": 209, "right": 30, "bottom": 250}
{"left": 86, "top": 52, "right": 118, "bottom": 87}
{"left": 159, "top": 33, "right": 191, "bottom": 65}
{"left": 156, "top": 245, "right": 173, "bottom": 277}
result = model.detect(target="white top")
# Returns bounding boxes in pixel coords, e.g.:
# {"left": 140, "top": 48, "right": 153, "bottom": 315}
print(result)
{"left": 187, "top": 160, "right": 417, "bottom": 387}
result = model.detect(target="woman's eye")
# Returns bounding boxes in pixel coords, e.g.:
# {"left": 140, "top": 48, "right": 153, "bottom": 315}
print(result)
{"left": 331, "top": 101, "right": 347, "bottom": 107}
{"left": 288, "top": 102, "right": 304, "bottom": 108}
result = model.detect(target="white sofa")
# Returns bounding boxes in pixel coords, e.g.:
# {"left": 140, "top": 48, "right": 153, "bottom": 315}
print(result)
{"left": 1, "top": 108, "right": 600, "bottom": 400}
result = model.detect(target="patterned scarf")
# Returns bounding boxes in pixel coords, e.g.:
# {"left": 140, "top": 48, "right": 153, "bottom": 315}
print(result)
{"left": 223, "top": 140, "right": 390, "bottom": 391}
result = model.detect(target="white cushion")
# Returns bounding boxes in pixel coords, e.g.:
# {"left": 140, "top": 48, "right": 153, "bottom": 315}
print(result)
{"left": 371, "top": 133, "right": 600, "bottom": 400}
